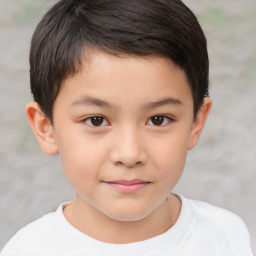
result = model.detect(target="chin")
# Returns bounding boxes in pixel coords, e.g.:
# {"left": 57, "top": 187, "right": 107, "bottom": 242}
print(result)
{"left": 104, "top": 207, "right": 152, "bottom": 222}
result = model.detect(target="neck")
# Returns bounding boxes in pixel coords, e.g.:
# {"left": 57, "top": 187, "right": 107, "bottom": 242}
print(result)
{"left": 63, "top": 194, "right": 181, "bottom": 244}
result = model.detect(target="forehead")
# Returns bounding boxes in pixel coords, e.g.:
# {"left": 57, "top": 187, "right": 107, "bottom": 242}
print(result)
{"left": 56, "top": 52, "right": 193, "bottom": 110}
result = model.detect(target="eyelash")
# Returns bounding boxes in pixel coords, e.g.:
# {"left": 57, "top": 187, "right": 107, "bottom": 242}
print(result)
{"left": 82, "top": 115, "right": 174, "bottom": 127}
{"left": 146, "top": 115, "right": 174, "bottom": 126}
{"left": 82, "top": 115, "right": 109, "bottom": 127}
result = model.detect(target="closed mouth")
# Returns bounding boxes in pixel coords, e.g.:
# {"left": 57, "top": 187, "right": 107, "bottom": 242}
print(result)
{"left": 103, "top": 179, "right": 151, "bottom": 193}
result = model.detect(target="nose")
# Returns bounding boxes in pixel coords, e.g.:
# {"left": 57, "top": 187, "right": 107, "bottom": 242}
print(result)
{"left": 109, "top": 126, "right": 147, "bottom": 168}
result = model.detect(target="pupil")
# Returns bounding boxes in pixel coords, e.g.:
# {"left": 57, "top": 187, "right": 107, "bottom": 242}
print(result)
{"left": 91, "top": 116, "right": 103, "bottom": 126}
{"left": 152, "top": 116, "right": 164, "bottom": 125}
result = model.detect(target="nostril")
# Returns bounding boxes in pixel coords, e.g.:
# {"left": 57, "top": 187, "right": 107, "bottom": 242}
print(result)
{"left": 115, "top": 161, "right": 123, "bottom": 166}
{"left": 115, "top": 160, "right": 143, "bottom": 168}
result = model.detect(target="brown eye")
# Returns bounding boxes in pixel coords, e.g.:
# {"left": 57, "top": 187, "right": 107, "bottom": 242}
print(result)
{"left": 85, "top": 116, "right": 108, "bottom": 127}
{"left": 147, "top": 115, "right": 172, "bottom": 126}
{"left": 151, "top": 116, "right": 165, "bottom": 126}
{"left": 91, "top": 116, "right": 104, "bottom": 126}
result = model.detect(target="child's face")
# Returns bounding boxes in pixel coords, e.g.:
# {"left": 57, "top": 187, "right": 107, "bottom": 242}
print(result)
{"left": 28, "top": 52, "right": 210, "bottom": 223}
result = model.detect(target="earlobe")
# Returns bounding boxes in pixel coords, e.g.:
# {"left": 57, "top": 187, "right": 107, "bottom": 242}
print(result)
{"left": 25, "top": 102, "right": 58, "bottom": 155}
{"left": 188, "top": 97, "right": 212, "bottom": 150}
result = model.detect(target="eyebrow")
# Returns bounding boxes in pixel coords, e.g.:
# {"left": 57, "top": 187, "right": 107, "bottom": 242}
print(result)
{"left": 71, "top": 96, "right": 182, "bottom": 109}
{"left": 142, "top": 97, "right": 182, "bottom": 109}
{"left": 71, "top": 97, "right": 114, "bottom": 108}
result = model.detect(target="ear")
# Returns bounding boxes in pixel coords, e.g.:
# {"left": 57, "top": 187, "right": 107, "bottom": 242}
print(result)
{"left": 25, "top": 102, "right": 58, "bottom": 155}
{"left": 188, "top": 97, "right": 212, "bottom": 150}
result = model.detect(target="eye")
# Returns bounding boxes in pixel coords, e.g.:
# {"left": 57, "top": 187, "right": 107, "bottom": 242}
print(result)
{"left": 83, "top": 116, "right": 109, "bottom": 127}
{"left": 147, "top": 115, "right": 173, "bottom": 126}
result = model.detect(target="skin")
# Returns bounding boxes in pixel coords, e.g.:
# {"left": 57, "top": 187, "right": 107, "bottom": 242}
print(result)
{"left": 26, "top": 52, "right": 211, "bottom": 244}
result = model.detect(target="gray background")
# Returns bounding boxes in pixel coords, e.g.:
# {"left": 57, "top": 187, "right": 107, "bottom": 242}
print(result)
{"left": 0, "top": 0, "right": 255, "bottom": 253}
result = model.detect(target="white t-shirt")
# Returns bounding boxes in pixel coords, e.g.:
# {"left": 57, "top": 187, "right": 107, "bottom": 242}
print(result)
{"left": 1, "top": 195, "right": 253, "bottom": 256}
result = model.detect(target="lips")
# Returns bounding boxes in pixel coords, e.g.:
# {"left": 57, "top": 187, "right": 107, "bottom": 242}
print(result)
{"left": 104, "top": 179, "right": 150, "bottom": 193}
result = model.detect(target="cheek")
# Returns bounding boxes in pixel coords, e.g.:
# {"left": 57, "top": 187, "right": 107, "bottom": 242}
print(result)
{"left": 150, "top": 131, "right": 190, "bottom": 181}
{"left": 56, "top": 132, "right": 106, "bottom": 186}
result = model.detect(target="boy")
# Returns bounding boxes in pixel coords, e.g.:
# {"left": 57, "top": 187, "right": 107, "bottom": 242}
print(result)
{"left": 1, "top": 0, "right": 253, "bottom": 255}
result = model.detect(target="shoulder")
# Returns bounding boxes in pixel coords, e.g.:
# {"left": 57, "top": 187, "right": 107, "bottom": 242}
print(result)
{"left": 187, "top": 197, "right": 248, "bottom": 232}
{"left": 180, "top": 195, "right": 253, "bottom": 254}
{"left": 1, "top": 207, "right": 60, "bottom": 256}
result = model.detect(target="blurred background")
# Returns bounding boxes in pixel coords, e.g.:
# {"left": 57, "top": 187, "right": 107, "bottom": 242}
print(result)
{"left": 0, "top": 0, "right": 255, "bottom": 253}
